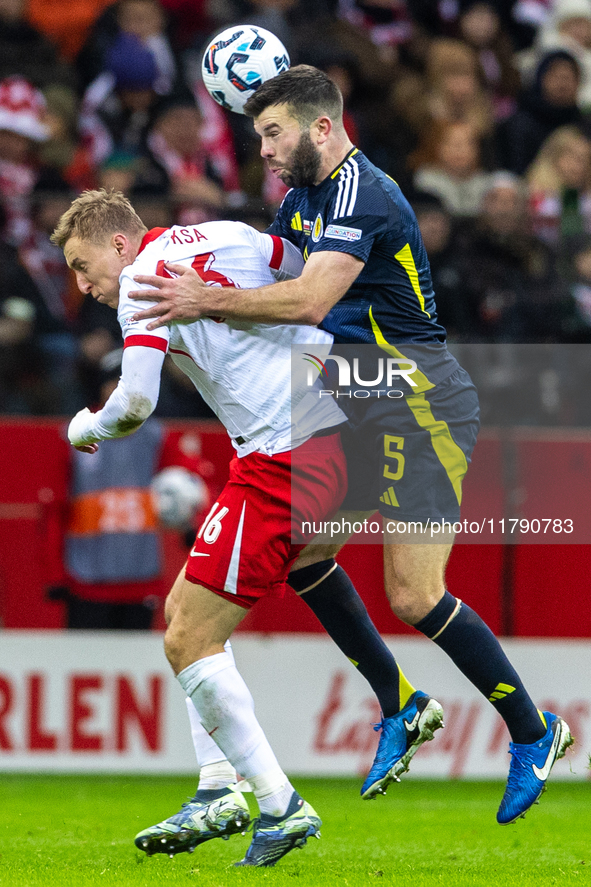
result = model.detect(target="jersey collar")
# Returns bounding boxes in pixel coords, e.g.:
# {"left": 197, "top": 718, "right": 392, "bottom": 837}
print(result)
{"left": 326, "top": 147, "right": 359, "bottom": 183}
{"left": 137, "top": 227, "right": 168, "bottom": 256}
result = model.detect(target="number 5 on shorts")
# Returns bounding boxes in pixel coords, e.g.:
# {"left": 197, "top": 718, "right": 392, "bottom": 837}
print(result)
{"left": 197, "top": 502, "right": 229, "bottom": 544}
{"left": 383, "top": 434, "right": 405, "bottom": 481}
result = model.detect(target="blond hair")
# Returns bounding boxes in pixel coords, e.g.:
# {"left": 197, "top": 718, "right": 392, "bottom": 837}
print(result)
{"left": 526, "top": 126, "right": 591, "bottom": 192}
{"left": 51, "top": 189, "right": 147, "bottom": 248}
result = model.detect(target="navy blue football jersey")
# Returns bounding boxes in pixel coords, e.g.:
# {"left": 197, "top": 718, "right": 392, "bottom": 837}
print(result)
{"left": 269, "top": 148, "right": 477, "bottom": 518}
{"left": 268, "top": 148, "right": 447, "bottom": 347}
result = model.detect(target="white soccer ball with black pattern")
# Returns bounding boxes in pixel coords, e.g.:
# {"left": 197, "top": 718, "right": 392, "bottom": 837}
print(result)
{"left": 201, "top": 25, "right": 290, "bottom": 115}
{"left": 151, "top": 467, "right": 208, "bottom": 530}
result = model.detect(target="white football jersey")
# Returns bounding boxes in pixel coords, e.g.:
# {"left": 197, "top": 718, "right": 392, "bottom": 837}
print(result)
{"left": 118, "top": 222, "right": 345, "bottom": 456}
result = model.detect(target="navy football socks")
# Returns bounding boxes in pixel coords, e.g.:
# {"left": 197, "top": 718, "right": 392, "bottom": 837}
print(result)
{"left": 415, "top": 591, "right": 545, "bottom": 744}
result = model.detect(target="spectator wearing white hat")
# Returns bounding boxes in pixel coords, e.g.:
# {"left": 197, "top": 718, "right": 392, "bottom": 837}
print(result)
{"left": 0, "top": 76, "right": 49, "bottom": 245}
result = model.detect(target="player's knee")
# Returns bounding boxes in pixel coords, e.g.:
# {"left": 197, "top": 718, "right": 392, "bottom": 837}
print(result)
{"left": 385, "top": 580, "right": 445, "bottom": 625}
{"left": 164, "top": 613, "right": 219, "bottom": 674}
{"left": 385, "top": 586, "right": 421, "bottom": 625}
{"left": 163, "top": 621, "right": 200, "bottom": 674}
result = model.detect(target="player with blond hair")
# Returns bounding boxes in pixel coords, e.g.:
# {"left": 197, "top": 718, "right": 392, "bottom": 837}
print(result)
{"left": 55, "top": 188, "right": 428, "bottom": 866}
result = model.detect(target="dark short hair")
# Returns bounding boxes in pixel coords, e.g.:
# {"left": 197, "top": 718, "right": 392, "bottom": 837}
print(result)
{"left": 243, "top": 65, "right": 343, "bottom": 127}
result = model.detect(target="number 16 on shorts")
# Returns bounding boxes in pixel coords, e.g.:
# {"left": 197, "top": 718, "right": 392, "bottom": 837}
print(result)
{"left": 195, "top": 502, "right": 229, "bottom": 546}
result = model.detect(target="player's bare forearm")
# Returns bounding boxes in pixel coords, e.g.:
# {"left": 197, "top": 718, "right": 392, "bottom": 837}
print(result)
{"left": 131, "top": 271, "right": 312, "bottom": 327}
{"left": 128, "top": 265, "right": 320, "bottom": 328}
{"left": 129, "top": 252, "right": 364, "bottom": 330}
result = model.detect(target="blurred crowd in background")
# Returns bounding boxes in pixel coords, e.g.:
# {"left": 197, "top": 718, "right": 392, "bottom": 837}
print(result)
{"left": 2, "top": 0, "right": 591, "bottom": 423}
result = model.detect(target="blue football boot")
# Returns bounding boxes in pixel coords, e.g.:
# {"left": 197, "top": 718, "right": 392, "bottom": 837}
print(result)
{"left": 361, "top": 690, "right": 444, "bottom": 799}
{"left": 497, "top": 711, "right": 574, "bottom": 825}
{"left": 235, "top": 792, "right": 321, "bottom": 868}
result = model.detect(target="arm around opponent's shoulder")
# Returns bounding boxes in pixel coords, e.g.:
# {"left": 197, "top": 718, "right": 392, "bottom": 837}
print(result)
{"left": 130, "top": 249, "right": 365, "bottom": 328}
{"left": 203, "top": 249, "right": 364, "bottom": 324}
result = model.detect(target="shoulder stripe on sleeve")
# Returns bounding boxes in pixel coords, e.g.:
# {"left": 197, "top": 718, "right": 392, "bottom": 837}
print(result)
{"left": 269, "top": 234, "right": 284, "bottom": 270}
{"left": 347, "top": 157, "right": 360, "bottom": 215}
{"left": 124, "top": 335, "right": 168, "bottom": 353}
{"left": 334, "top": 166, "right": 348, "bottom": 219}
{"left": 333, "top": 159, "right": 360, "bottom": 219}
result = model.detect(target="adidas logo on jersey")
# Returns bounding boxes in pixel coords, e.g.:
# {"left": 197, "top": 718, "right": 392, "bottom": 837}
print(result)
{"left": 290, "top": 213, "right": 312, "bottom": 235}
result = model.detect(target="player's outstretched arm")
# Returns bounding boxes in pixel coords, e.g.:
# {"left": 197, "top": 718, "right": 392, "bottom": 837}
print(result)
{"left": 67, "top": 346, "right": 164, "bottom": 450}
{"left": 129, "top": 251, "right": 365, "bottom": 330}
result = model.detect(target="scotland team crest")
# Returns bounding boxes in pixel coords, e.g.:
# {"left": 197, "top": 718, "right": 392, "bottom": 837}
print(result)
{"left": 311, "top": 214, "right": 324, "bottom": 243}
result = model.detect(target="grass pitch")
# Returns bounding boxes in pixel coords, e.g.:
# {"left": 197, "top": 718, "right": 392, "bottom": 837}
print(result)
{"left": 0, "top": 775, "right": 589, "bottom": 886}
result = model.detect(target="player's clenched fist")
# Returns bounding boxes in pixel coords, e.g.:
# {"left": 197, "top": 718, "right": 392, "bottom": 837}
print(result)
{"left": 68, "top": 408, "right": 99, "bottom": 453}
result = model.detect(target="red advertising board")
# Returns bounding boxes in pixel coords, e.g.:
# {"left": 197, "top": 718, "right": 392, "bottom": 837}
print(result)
{"left": 0, "top": 419, "right": 589, "bottom": 636}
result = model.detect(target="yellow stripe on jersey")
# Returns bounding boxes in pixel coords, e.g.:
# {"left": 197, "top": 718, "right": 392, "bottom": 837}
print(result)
{"left": 405, "top": 392, "right": 468, "bottom": 506}
{"left": 303, "top": 243, "right": 309, "bottom": 261}
{"left": 369, "top": 307, "right": 434, "bottom": 394}
{"left": 291, "top": 212, "right": 303, "bottom": 231}
{"left": 394, "top": 243, "right": 431, "bottom": 317}
{"left": 331, "top": 148, "right": 359, "bottom": 179}
{"left": 369, "top": 308, "right": 468, "bottom": 506}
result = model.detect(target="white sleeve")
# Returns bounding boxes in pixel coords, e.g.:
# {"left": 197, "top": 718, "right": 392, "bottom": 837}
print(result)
{"left": 245, "top": 225, "right": 304, "bottom": 281}
{"left": 118, "top": 261, "right": 171, "bottom": 347}
{"left": 269, "top": 236, "right": 305, "bottom": 281}
{"left": 68, "top": 251, "right": 172, "bottom": 447}
{"left": 68, "top": 346, "right": 165, "bottom": 445}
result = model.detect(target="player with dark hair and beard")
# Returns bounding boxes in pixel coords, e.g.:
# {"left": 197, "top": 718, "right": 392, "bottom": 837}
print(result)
{"left": 269, "top": 128, "right": 321, "bottom": 188}
{"left": 128, "top": 64, "right": 573, "bottom": 828}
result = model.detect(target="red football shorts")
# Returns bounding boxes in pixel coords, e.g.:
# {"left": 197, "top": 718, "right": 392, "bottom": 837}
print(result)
{"left": 185, "top": 431, "right": 347, "bottom": 608}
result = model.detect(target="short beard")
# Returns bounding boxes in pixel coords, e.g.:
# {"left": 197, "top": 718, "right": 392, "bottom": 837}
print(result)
{"left": 281, "top": 131, "right": 321, "bottom": 188}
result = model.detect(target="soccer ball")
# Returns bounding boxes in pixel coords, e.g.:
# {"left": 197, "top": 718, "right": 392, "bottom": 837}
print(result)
{"left": 151, "top": 467, "right": 208, "bottom": 529}
{"left": 201, "top": 25, "right": 290, "bottom": 114}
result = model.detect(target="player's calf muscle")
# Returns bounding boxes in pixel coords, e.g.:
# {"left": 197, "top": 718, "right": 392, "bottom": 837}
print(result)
{"left": 164, "top": 580, "right": 245, "bottom": 673}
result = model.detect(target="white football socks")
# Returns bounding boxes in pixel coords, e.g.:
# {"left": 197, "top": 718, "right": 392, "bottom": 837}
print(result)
{"left": 185, "top": 697, "right": 236, "bottom": 789}
{"left": 248, "top": 775, "right": 296, "bottom": 817}
{"left": 185, "top": 639, "right": 236, "bottom": 791}
{"left": 177, "top": 651, "right": 294, "bottom": 816}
